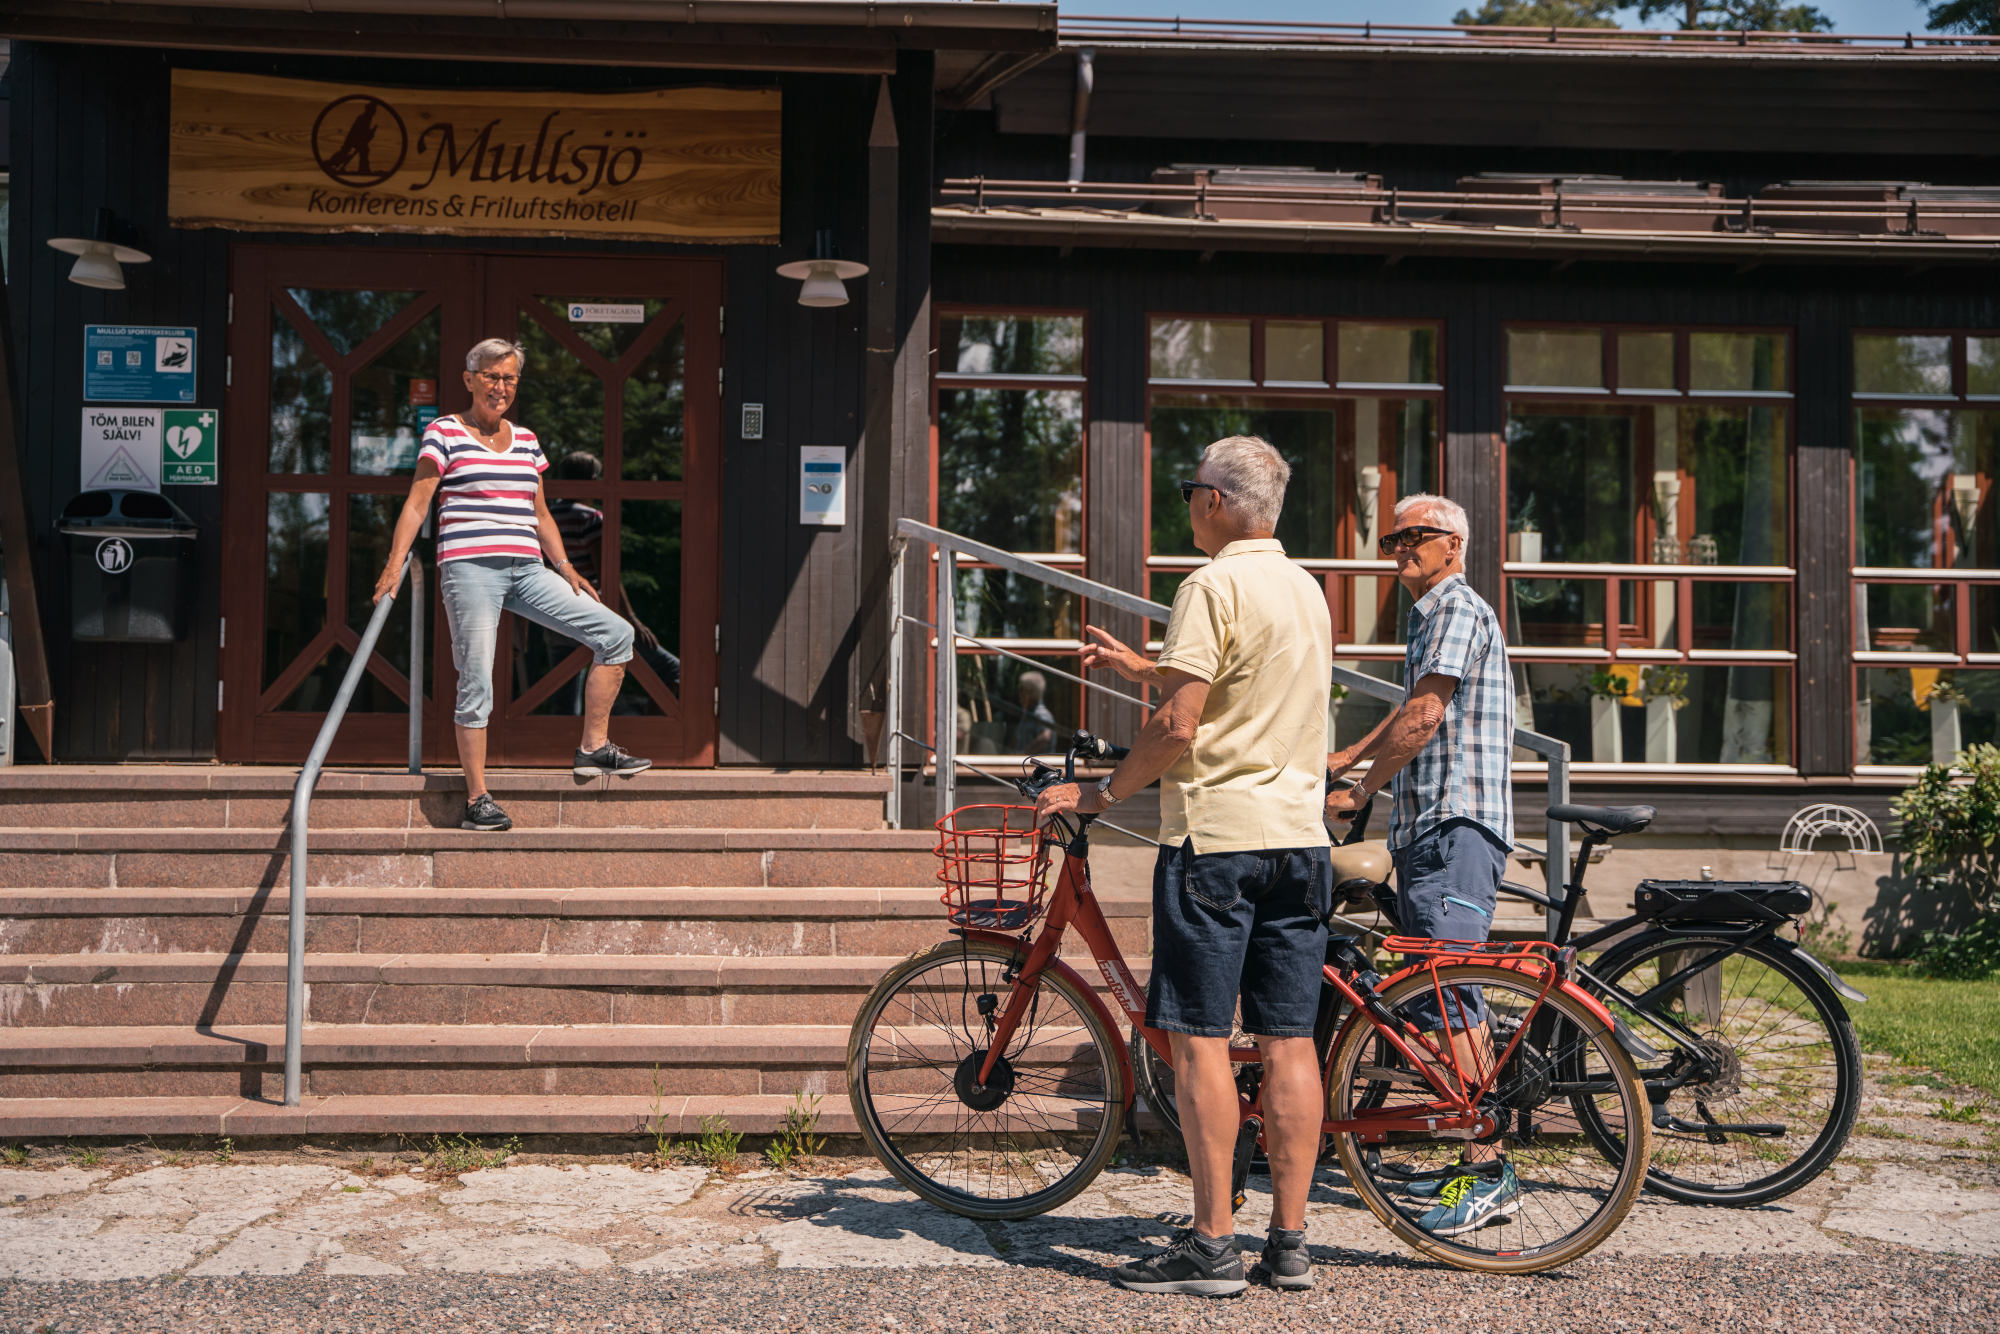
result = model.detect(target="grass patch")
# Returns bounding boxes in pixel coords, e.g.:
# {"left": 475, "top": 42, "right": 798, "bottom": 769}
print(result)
{"left": 1836, "top": 962, "right": 2000, "bottom": 1098}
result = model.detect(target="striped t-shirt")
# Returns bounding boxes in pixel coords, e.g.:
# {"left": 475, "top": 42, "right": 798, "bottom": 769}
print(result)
{"left": 418, "top": 416, "right": 549, "bottom": 564}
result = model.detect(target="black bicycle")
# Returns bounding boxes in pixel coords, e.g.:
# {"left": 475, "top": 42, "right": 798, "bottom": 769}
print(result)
{"left": 1136, "top": 797, "right": 1866, "bottom": 1208}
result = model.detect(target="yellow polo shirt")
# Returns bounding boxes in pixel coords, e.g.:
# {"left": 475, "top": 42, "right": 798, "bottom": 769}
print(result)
{"left": 1153, "top": 538, "right": 1333, "bottom": 855}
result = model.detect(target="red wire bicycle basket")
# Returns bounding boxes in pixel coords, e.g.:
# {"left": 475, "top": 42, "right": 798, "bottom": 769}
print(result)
{"left": 934, "top": 805, "right": 1053, "bottom": 931}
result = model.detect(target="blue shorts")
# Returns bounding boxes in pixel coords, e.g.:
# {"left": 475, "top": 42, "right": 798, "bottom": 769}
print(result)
{"left": 1388, "top": 818, "right": 1506, "bottom": 1032}
{"left": 1146, "top": 841, "right": 1332, "bottom": 1040}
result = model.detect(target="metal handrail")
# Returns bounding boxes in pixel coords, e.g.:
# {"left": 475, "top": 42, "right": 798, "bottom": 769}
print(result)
{"left": 888, "top": 519, "right": 1575, "bottom": 940}
{"left": 282, "top": 553, "right": 424, "bottom": 1106}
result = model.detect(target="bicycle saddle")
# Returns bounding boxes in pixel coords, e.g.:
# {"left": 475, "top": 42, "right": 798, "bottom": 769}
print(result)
{"left": 1547, "top": 804, "right": 1656, "bottom": 837}
{"left": 1328, "top": 841, "right": 1391, "bottom": 890}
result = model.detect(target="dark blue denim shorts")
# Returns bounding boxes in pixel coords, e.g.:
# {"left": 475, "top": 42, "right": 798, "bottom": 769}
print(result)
{"left": 1146, "top": 841, "right": 1332, "bottom": 1039}
{"left": 1387, "top": 817, "right": 1507, "bottom": 1032}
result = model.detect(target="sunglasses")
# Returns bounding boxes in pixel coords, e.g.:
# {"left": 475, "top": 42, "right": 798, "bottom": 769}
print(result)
{"left": 1178, "top": 479, "right": 1227, "bottom": 504}
{"left": 1377, "top": 525, "right": 1455, "bottom": 555}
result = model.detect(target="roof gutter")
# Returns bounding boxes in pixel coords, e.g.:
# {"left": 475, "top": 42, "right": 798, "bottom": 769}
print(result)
{"left": 69, "top": 0, "right": 1057, "bottom": 32}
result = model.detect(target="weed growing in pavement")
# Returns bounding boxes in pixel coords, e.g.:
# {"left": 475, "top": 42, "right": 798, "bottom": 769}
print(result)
{"left": 213, "top": 1138, "right": 234, "bottom": 1166}
{"left": 147, "top": 1139, "right": 187, "bottom": 1167}
{"left": 1935, "top": 1098, "right": 1992, "bottom": 1124}
{"left": 765, "top": 1092, "right": 827, "bottom": 1170}
{"left": 422, "top": 1134, "right": 520, "bottom": 1176}
{"left": 1, "top": 1145, "right": 27, "bottom": 1166}
{"left": 695, "top": 1114, "right": 743, "bottom": 1171}
{"left": 644, "top": 1066, "right": 682, "bottom": 1165}
{"left": 66, "top": 1142, "right": 104, "bottom": 1168}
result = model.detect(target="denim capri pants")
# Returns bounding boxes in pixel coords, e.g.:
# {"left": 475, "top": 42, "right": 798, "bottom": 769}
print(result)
{"left": 439, "top": 556, "right": 635, "bottom": 728}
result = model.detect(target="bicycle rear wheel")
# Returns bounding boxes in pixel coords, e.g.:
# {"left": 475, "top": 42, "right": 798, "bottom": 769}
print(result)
{"left": 1327, "top": 963, "right": 1651, "bottom": 1274}
{"left": 846, "top": 939, "right": 1127, "bottom": 1220}
{"left": 1580, "top": 933, "right": 1861, "bottom": 1206}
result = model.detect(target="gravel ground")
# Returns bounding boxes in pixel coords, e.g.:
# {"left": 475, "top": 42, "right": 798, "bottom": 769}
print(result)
{"left": 1, "top": 1249, "right": 1996, "bottom": 1334}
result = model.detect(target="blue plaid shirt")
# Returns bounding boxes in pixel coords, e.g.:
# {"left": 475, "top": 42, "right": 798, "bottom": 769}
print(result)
{"left": 1388, "top": 574, "right": 1514, "bottom": 852}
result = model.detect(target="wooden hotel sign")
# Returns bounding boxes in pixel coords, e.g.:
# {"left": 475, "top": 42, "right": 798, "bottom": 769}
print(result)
{"left": 168, "top": 70, "right": 780, "bottom": 243}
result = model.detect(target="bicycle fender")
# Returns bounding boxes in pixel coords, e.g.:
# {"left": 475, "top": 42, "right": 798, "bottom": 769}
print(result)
{"left": 1378, "top": 958, "right": 1660, "bottom": 1061}
{"left": 1782, "top": 941, "right": 1868, "bottom": 1004}
{"left": 952, "top": 929, "right": 1136, "bottom": 1108}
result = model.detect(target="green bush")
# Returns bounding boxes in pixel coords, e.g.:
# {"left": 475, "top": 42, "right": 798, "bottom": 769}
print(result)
{"left": 1915, "top": 913, "right": 2000, "bottom": 980}
{"left": 1889, "top": 743, "right": 2000, "bottom": 914}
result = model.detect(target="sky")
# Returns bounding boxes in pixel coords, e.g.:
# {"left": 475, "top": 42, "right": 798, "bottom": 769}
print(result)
{"left": 1053, "top": 2, "right": 1957, "bottom": 36}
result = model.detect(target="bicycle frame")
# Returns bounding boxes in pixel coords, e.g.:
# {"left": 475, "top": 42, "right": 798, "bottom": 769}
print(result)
{"left": 963, "top": 820, "right": 1627, "bottom": 1144}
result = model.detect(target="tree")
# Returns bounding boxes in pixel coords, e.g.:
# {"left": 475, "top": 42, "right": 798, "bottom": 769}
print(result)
{"left": 1635, "top": 1, "right": 1834, "bottom": 30}
{"left": 1922, "top": 1, "right": 2000, "bottom": 35}
{"left": 1452, "top": 1, "right": 1621, "bottom": 23}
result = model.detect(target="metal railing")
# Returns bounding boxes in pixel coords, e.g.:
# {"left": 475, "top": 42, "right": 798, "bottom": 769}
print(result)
{"left": 886, "top": 520, "right": 1576, "bottom": 939}
{"left": 282, "top": 553, "right": 423, "bottom": 1106}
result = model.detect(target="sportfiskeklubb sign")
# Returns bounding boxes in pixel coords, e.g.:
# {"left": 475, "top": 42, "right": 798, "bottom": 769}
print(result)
{"left": 167, "top": 70, "right": 779, "bottom": 243}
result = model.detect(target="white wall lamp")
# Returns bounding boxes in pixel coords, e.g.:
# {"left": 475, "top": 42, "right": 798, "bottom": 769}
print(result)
{"left": 48, "top": 208, "right": 151, "bottom": 291}
{"left": 776, "top": 229, "right": 867, "bottom": 308}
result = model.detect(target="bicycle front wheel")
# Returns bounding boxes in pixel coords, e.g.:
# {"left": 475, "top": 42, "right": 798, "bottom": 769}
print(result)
{"left": 1582, "top": 933, "right": 1861, "bottom": 1206}
{"left": 846, "top": 939, "right": 1127, "bottom": 1220}
{"left": 1328, "top": 963, "right": 1652, "bottom": 1274}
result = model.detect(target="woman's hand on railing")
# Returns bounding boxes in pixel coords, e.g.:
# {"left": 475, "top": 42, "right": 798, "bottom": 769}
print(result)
{"left": 1080, "top": 625, "right": 1155, "bottom": 683}
{"left": 372, "top": 558, "right": 405, "bottom": 605}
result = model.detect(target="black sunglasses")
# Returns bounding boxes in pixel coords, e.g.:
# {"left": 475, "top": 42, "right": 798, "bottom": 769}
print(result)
{"left": 1177, "top": 479, "right": 1227, "bottom": 504}
{"left": 1377, "top": 525, "right": 1455, "bottom": 554}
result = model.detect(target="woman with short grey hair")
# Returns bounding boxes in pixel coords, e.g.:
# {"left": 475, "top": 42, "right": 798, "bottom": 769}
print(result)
{"left": 372, "top": 337, "right": 648, "bottom": 831}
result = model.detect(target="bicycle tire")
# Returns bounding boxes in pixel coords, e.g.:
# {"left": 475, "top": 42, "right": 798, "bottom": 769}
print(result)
{"left": 1576, "top": 932, "right": 1861, "bottom": 1206}
{"left": 1327, "top": 963, "right": 1652, "bottom": 1274}
{"left": 1130, "top": 1022, "right": 1261, "bottom": 1145}
{"left": 846, "top": 939, "right": 1127, "bottom": 1221}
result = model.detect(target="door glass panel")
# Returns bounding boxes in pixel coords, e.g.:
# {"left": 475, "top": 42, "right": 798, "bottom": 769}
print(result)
{"left": 286, "top": 289, "right": 420, "bottom": 357}
{"left": 520, "top": 620, "right": 592, "bottom": 717}
{"left": 520, "top": 488, "right": 607, "bottom": 719}
{"left": 278, "top": 644, "right": 356, "bottom": 714}
{"left": 264, "top": 492, "right": 330, "bottom": 695}
{"left": 349, "top": 308, "right": 441, "bottom": 476}
{"left": 616, "top": 499, "right": 683, "bottom": 708}
{"left": 345, "top": 495, "right": 434, "bottom": 710}
{"left": 622, "top": 317, "right": 686, "bottom": 482}
{"left": 541, "top": 296, "right": 668, "bottom": 361}
{"left": 270, "top": 312, "right": 333, "bottom": 474}
{"left": 514, "top": 311, "right": 606, "bottom": 468}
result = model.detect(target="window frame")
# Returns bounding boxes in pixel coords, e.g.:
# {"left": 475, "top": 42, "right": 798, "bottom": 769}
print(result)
{"left": 1501, "top": 321, "right": 1800, "bottom": 772}
{"left": 1849, "top": 327, "right": 2000, "bottom": 774}
{"left": 1141, "top": 312, "right": 1446, "bottom": 654}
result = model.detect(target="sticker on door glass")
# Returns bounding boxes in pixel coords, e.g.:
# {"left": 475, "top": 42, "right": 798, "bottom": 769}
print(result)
{"left": 800, "top": 446, "right": 845, "bottom": 526}
{"left": 568, "top": 302, "right": 646, "bottom": 323}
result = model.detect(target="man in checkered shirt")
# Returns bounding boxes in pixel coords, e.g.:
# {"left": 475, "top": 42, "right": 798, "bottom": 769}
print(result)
{"left": 1324, "top": 491, "right": 1519, "bottom": 1238}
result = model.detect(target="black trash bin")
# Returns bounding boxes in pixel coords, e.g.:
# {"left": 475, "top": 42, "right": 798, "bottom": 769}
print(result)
{"left": 60, "top": 490, "right": 199, "bottom": 643}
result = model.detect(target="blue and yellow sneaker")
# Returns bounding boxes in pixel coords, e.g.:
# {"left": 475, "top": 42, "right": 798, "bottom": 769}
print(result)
{"left": 1417, "top": 1159, "right": 1521, "bottom": 1237}
{"left": 1402, "top": 1158, "right": 1476, "bottom": 1200}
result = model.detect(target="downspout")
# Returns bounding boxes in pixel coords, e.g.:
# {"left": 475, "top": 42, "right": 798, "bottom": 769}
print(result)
{"left": 1067, "top": 47, "right": 1094, "bottom": 188}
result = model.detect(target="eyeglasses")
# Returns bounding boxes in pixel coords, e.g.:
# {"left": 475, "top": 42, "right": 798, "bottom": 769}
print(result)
{"left": 1377, "top": 525, "right": 1455, "bottom": 554}
{"left": 1178, "top": 479, "right": 1227, "bottom": 505}
{"left": 474, "top": 372, "right": 521, "bottom": 387}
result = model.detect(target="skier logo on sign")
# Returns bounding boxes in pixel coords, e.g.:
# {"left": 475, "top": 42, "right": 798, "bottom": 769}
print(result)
{"left": 96, "top": 538, "right": 134, "bottom": 575}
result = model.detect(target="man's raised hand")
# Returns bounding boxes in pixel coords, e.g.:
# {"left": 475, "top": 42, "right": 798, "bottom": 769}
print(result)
{"left": 1080, "top": 625, "right": 1153, "bottom": 683}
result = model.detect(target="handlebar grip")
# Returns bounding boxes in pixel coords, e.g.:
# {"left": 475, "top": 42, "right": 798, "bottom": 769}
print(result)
{"left": 1097, "top": 742, "right": 1131, "bottom": 762}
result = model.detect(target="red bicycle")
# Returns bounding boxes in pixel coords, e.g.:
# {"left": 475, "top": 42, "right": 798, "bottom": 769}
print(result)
{"left": 848, "top": 732, "right": 1656, "bottom": 1273}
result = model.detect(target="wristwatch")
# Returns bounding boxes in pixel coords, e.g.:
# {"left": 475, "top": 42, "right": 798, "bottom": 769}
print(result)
{"left": 1095, "top": 775, "right": 1122, "bottom": 807}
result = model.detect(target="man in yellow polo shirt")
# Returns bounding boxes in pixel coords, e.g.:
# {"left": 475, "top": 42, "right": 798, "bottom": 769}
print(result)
{"left": 1036, "top": 435, "right": 1332, "bottom": 1297}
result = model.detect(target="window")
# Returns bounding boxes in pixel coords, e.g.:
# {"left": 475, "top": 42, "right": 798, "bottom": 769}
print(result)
{"left": 1852, "top": 330, "right": 2000, "bottom": 768}
{"left": 1145, "top": 316, "right": 1443, "bottom": 660}
{"left": 933, "top": 311, "right": 1090, "bottom": 754}
{"left": 1503, "top": 325, "right": 1795, "bottom": 769}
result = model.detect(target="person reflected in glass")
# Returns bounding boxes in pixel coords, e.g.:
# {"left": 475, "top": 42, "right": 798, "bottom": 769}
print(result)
{"left": 373, "top": 338, "right": 651, "bottom": 833}
{"left": 1012, "top": 669, "right": 1058, "bottom": 755}
{"left": 545, "top": 450, "right": 682, "bottom": 702}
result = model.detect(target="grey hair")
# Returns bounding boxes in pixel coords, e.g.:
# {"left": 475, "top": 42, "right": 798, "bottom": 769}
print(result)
{"left": 1199, "top": 435, "right": 1291, "bottom": 531}
{"left": 465, "top": 338, "right": 527, "bottom": 374}
{"left": 1392, "top": 492, "right": 1469, "bottom": 540}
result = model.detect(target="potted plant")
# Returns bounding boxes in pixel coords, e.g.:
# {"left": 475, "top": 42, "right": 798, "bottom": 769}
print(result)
{"left": 1639, "top": 664, "right": 1688, "bottom": 764}
{"left": 1579, "top": 665, "right": 1633, "bottom": 763}
{"left": 1922, "top": 677, "right": 1970, "bottom": 766}
{"left": 1507, "top": 495, "right": 1542, "bottom": 565}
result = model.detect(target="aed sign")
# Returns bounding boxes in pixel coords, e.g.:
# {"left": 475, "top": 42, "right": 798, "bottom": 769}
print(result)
{"left": 84, "top": 326, "right": 198, "bottom": 403}
{"left": 161, "top": 408, "right": 220, "bottom": 486}
{"left": 800, "top": 446, "right": 845, "bottom": 526}
{"left": 167, "top": 70, "right": 780, "bottom": 244}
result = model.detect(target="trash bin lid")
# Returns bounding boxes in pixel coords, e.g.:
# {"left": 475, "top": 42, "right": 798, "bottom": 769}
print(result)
{"left": 58, "top": 489, "right": 199, "bottom": 539}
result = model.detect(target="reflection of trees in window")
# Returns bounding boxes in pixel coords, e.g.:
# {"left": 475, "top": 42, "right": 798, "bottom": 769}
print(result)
{"left": 270, "top": 317, "right": 334, "bottom": 474}
{"left": 513, "top": 315, "right": 605, "bottom": 466}
{"left": 955, "top": 568, "right": 1077, "bottom": 642}
{"left": 1685, "top": 406, "right": 1786, "bottom": 566}
{"left": 1859, "top": 668, "right": 2000, "bottom": 766}
{"left": 937, "top": 389, "right": 1083, "bottom": 553}
{"left": 1857, "top": 409, "right": 1965, "bottom": 568}
{"left": 1149, "top": 402, "right": 1336, "bottom": 557}
{"left": 622, "top": 321, "right": 685, "bottom": 482}
{"left": 1505, "top": 412, "right": 1632, "bottom": 562}
{"left": 263, "top": 493, "right": 330, "bottom": 692}
{"left": 945, "top": 315, "right": 1083, "bottom": 376}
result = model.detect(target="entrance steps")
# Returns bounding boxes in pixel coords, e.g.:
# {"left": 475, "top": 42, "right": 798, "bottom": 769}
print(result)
{"left": 0, "top": 768, "right": 1150, "bottom": 1137}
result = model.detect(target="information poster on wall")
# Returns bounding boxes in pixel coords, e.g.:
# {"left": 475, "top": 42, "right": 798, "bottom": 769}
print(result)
{"left": 84, "top": 326, "right": 198, "bottom": 403}
{"left": 81, "top": 408, "right": 162, "bottom": 492}
{"left": 800, "top": 446, "right": 845, "bottom": 526}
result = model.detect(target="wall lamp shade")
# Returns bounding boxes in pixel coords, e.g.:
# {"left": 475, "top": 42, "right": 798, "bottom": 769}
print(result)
{"left": 775, "top": 256, "right": 869, "bottom": 308}
{"left": 49, "top": 237, "right": 151, "bottom": 291}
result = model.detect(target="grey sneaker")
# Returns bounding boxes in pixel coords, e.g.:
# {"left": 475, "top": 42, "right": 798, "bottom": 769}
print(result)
{"left": 461, "top": 793, "right": 513, "bottom": 832}
{"left": 1109, "top": 1229, "right": 1246, "bottom": 1297}
{"left": 574, "top": 741, "right": 653, "bottom": 778}
{"left": 1253, "top": 1226, "right": 1312, "bottom": 1290}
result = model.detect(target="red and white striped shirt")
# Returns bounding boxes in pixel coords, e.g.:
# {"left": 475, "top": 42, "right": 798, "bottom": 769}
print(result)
{"left": 419, "top": 416, "right": 549, "bottom": 564}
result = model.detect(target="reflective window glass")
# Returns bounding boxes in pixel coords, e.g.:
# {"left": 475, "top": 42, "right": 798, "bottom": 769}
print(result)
{"left": 1339, "top": 324, "right": 1437, "bottom": 385}
{"left": 514, "top": 309, "right": 606, "bottom": 470}
{"left": 615, "top": 499, "right": 683, "bottom": 707}
{"left": 285, "top": 289, "right": 418, "bottom": 357}
{"left": 1970, "top": 337, "right": 2000, "bottom": 398}
{"left": 622, "top": 318, "right": 685, "bottom": 482}
{"left": 1265, "top": 322, "right": 1325, "bottom": 383}
{"left": 1344, "top": 574, "right": 1414, "bottom": 647}
{"left": 942, "top": 314, "right": 1083, "bottom": 376}
{"left": 1855, "top": 409, "right": 2000, "bottom": 569}
{"left": 1150, "top": 318, "right": 1251, "bottom": 381}
{"left": 1521, "top": 663, "right": 1790, "bottom": 764}
{"left": 1857, "top": 583, "right": 1953, "bottom": 654}
{"left": 1507, "top": 328, "right": 1602, "bottom": 389}
{"left": 542, "top": 296, "right": 668, "bottom": 362}
{"left": 270, "top": 311, "right": 332, "bottom": 474}
{"left": 1617, "top": 331, "right": 1675, "bottom": 391}
{"left": 956, "top": 654, "right": 1080, "bottom": 756}
{"left": 264, "top": 492, "right": 330, "bottom": 701}
{"left": 1149, "top": 397, "right": 1338, "bottom": 557}
{"left": 1690, "top": 332, "right": 1787, "bottom": 393}
{"left": 1690, "top": 582, "right": 1789, "bottom": 652}
{"left": 1331, "top": 661, "right": 1404, "bottom": 752}
{"left": 1858, "top": 667, "right": 2000, "bottom": 766}
{"left": 1854, "top": 334, "right": 1952, "bottom": 396}
{"left": 1506, "top": 578, "right": 1608, "bottom": 648}
{"left": 955, "top": 568, "right": 1079, "bottom": 642}
{"left": 348, "top": 309, "right": 440, "bottom": 477}
{"left": 937, "top": 388, "right": 1083, "bottom": 554}
{"left": 1505, "top": 408, "right": 1632, "bottom": 562}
